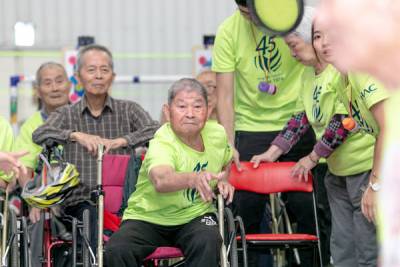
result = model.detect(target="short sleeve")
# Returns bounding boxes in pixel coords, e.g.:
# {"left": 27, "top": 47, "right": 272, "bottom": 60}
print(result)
{"left": 146, "top": 139, "right": 176, "bottom": 174}
{"left": 212, "top": 22, "right": 236, "bottom": 73}
{"left": 14, "top": 124, "right": 42, "bottom": 169}
{"left": 352, "top": 74, "right": 390, "bottom": 109}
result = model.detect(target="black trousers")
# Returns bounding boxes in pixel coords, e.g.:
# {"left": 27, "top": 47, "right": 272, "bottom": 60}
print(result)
{"left": 312, "top": 163, "right": 331, "bottom": 266}
{"left": 104, "top": 213, "right": 222, "bottom": 267}
{"left": 234, "top": 129, "right": 317, "bottom": 267}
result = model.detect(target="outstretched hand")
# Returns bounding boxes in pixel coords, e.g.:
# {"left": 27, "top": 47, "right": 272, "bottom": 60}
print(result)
{"left": 0, "top": 150, "right": 28, "bottom": 179}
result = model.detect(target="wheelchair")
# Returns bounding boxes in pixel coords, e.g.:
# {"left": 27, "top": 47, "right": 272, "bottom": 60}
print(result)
{"left": 0, "top": 190, "right": 29, "bottom": 267}
{"left": 99, "top": 146, "right": 245, "bottom": 267}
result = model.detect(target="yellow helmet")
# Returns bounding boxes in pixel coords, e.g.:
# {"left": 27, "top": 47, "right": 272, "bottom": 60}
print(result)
{"left": 22, "top": 152, "right": 80, "bottom": 208}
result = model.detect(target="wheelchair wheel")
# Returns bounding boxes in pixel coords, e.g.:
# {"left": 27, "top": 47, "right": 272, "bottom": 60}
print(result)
{"left": 21, "top": 217, "right": 30, "bottom": 267}
{"left": 9, "top": 210, "right": 19, "bottom": 267}
{"left": 224, "top": 208, "right": 238, "bottom": 267}
{"left": 82, "top": 209, "right": 91, "bottom": 267}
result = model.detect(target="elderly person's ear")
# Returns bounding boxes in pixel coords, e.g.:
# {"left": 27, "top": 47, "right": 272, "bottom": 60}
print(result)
{"left": 162, "top": 104, "right": 170, "bottom": 122}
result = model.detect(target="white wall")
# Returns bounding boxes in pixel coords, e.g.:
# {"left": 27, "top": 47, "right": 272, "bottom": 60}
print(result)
{"left": 0, "top": 0, "right": 319, "bottom": 123}
{"left": 0, "top": 0, "right": 237, "bottom": 121}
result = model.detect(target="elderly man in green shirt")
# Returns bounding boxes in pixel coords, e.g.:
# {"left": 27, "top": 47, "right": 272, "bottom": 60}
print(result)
{"left": 105, "top": 78, "right": 234, "bottom": 267}
{"left": 14, "top": 61, "right": 70, "bottom": 267}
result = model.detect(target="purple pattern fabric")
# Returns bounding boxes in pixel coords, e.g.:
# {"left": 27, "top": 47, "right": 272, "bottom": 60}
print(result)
{"left": 271, "top": 112, "right": 310, "bottom": 154}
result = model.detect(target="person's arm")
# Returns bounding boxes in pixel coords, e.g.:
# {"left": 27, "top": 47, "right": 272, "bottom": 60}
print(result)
{"left": 32, "top": 107, "right": 71, "bottom": 146}
{"left": 250, "top": 112, "right": 310, "bottom": 168}
{"left": 216, "top": 162, "right": 235, "bottom": 204}
{"left": 120, "top": 102, "right": 160, "bottom": 148}
{"left": 149, "top": 165, "right": 222, "bottom": 202}
{"left": 292, "top": 113, "right": 349, "bottom": 181}
{"left": 216, "top": 72, "right": 242, "bottom": 170}
{"left": 362, "top": 100, "right": 386, "bottom": 223}
{"left": 216, "top": 72, "right": 235, "bottom": 145}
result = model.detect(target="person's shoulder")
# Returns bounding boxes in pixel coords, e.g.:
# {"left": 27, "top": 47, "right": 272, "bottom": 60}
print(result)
{"left": 111, "top": 98, "right": 144, "bottom": 110}
{"left": 0, "top": 116, "right": 12, "bottom": 133}
{"left": 203, "top": 120, "right": 228, "bottom": 140}
{"left": 55, "top": 102, "right": 73, "bottom": 113}
{"left": 0, "top": 115, "right": 10, "bottom": 126}
{"left": 149, "top": 124, "right": 177, "bottom": 151}
{"left": 19, "top": 111, "right": 43, "bottom": 132}
{"left": 302, "top": 66, "right": 315, "bottom": 79}
{"left": 153, "top": 123, "right": 175, "bottom": 141}
{"left": 217, "top": 10, "right": 242, "bottom": 32}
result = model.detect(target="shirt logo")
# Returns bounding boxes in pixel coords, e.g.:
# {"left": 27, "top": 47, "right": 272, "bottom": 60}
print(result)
{"left": 351, "top": 99, "right": 374, "bottom": 134}
{"left": 184, "top": 161, "right": 209, "bottom": 203}
{"left": 312, "top": 85, "right": 323, "bottom": 122}
{"left": 254, "top": 36, "right": 282, "bottom": 73}
{"left": 360, "top": 84, "right": 378, "bottom": 100}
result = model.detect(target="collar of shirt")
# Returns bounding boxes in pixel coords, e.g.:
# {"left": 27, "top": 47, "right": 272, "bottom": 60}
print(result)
{"left": 40, "top": 108, "right": 49, "bottom": 121}
{"left": 78, "top": 95, "right": 114, "bottom": 115}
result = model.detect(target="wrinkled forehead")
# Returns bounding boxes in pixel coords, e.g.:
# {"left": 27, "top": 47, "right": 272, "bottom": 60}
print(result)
{"left": 81, "top": 50, "right": 112, "bottom": 67}
{"left": 172, "top": 89, "right": 207, "bottom": 103}
{"left": 39, "top": 65, "right": 68, "bottom": 80}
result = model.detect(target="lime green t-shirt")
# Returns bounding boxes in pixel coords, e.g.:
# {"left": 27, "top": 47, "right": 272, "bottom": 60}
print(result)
{"left": 337, "top": 73, "right": 390, "bottom": 137}
{"left": 384, "top": 90, "right": 400, "bottom": 150}
{"left": 0, "top": 116, "right": 15, "bottom": 182}
{"left": 298, "top": 65, "right": 374, "bottom": 176}
{"left": 14, "top": 111, "right": 44, "bottom": 170}
{"left": 212, "top": 11, "right": 305, "bottom": 132}
{"left": 123, "top": 121, "right": 233, "bottom": 226}
{"left": 379, "top": 90, "right": 400, "bottom": 243}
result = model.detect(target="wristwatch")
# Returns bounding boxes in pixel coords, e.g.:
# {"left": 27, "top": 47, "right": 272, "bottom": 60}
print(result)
{"left": 369, "top": 181, "right": 381, "bottom": 192}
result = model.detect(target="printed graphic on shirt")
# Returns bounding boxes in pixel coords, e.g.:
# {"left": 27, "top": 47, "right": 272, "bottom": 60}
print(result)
{"left": 312, "top": 85, "right": 323, "bottom": 122}
{"left": 254, "top": 36, "right": 282, "bottom": 73}
{"left": 184, "top": 161, "right": 209, "bottom": 203}
{"left": 360, "top": 83, "right": 378, "bottom": 100}
{"left": 351, "top": 99, "right": 374, "bottom": 134}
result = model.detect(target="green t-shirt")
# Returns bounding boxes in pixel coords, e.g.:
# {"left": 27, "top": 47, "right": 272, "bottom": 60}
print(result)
{"left": 212, "top": 11, "right": 305, "bottom": 132}
{"left": 0, "top": 116, "right": 15, "bottom": 182}
{"left": 384, "top": 90, "right": 400, "bottom": 150}
{"left": 14, "top": 111, "right": 44, "bottom": 170}
{"left": 299, "top": 65, "right": 374, "bottom": 176}
{"left": 337, "top": 73, "right": 390, "bottom": 137}
{"left": 379, "top": 90, "right": 400, "bottom": 243}
{"left": 123, "top": 121, "right": 233, "bottom": 226}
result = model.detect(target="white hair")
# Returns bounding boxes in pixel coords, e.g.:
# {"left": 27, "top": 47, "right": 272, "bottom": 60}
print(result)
{"left": 293, "top": 6, "right": 315, "bottom": 43}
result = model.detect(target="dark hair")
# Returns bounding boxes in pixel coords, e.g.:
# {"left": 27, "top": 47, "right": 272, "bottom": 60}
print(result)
{"left": 76, "top": 44, "right": 114, "bottom": 73}
{"left": 235, "top": 0, "right": 247, "bottom": 7}
{"left": 311, "top": 22, "right": 321, "bottom": 64}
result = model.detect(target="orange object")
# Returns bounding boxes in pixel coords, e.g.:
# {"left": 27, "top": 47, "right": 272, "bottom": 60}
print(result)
{"left": 342, "top": 117, "right": 356, "bottom": 131}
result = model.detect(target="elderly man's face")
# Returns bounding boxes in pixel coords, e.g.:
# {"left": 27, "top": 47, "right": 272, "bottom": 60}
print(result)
{"left": 37, "top": 66, "right": 70, "bottom": 111}
{"left": 77, "top": 50, "right": 115, "bottom": 97}
{"left": 168, "top": 90, "right": 208, "bottom": 138}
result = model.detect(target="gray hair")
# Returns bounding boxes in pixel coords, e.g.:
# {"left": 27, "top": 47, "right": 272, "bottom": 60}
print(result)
{"left": 35, "top": 62, "right": 68, "bottom": 86}
{"left": 76, "top": 44, "right": 114, "bottom": 73}
{"left": 293, "top": 6, "right": 315, "bottom": 43}
{"left": 168, "top": 78, "right": 208, "bottom": 105}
